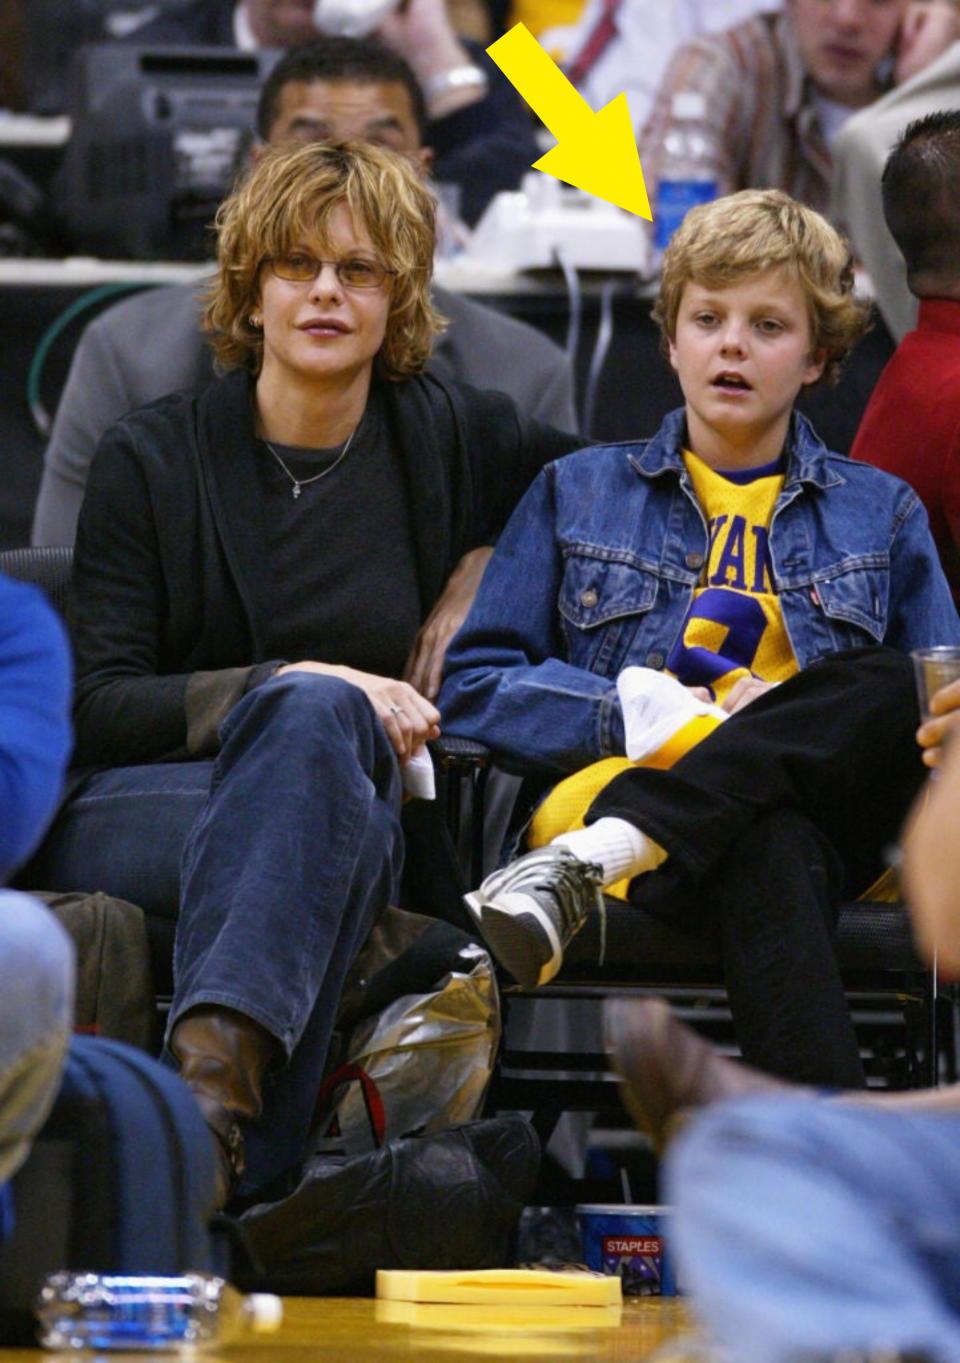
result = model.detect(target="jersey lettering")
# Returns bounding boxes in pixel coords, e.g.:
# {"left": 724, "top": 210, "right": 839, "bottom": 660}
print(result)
{"left": 675, "top": 450, "right": 797, "bottom": 696}
{"left": 709, "top": 514, "right": 748, "bottom": 589}
{"left": 667, "top": 588, "right": 767, "bottom": 685}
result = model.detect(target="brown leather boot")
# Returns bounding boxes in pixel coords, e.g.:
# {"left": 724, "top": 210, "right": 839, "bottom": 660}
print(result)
{"left": 604, "top": 996, "right": 789, "bottom": 1155}
{"left": 169, "top": 1007, "right": 279, "bottom": 1210}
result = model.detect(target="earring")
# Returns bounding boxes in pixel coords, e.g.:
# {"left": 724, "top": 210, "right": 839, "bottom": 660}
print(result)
{"left": 249, "top": 313, "right": 262, "bottom": 329}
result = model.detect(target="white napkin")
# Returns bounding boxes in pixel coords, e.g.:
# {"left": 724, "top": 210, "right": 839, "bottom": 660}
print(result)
{"left": 402, "top": 747, "right": 436, "bottom": 800}
{"left": 617, "top": 666, "right": 727, "bottom": 762}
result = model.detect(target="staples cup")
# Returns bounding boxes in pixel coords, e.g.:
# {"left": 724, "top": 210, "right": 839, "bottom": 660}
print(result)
{"left": 576, "top": 1203, "right": 679, "bottom": 1296}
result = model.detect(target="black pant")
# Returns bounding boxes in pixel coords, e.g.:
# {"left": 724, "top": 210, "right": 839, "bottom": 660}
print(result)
{"left": 589, "top": 648, "right": 926, "bottom": 1087}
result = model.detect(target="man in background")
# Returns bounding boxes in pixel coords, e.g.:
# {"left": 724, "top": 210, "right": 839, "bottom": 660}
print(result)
{"left": 542, "top": 0, "right": 776, "bottom": 132}
{"left": 638, "top": 0, "right": 910, "bottom": 219}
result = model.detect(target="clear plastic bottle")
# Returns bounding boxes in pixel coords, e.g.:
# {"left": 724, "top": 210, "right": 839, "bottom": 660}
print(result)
{"left": 653, "top": 90, "right": 719, "bottom": 266}
{"left": 36, "top": 1271, "right": 283, "bottom": 1351}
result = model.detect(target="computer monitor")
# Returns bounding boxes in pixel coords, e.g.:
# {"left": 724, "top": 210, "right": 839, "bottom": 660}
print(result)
{"left": 53, "top": 44, "right": 280, "bottom": 260}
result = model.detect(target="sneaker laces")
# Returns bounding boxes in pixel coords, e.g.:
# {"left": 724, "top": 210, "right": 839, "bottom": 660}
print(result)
{"left": 500, "top": 847, "right": 606, "bottom": 961}
{"left": 555, "top": 853, "right": 606, "bottom": 968}
{"left": 551, "top": 852, "right": 604, "bottom": 940}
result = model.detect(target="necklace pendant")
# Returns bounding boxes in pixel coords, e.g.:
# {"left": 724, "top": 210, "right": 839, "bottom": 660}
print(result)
{"left": 292, "top": 483, "right": 302, "bottom": 500}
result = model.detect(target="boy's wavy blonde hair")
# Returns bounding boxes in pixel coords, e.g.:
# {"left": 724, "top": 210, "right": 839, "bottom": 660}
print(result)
{"left": 203, "top": 139, "right": 444, "bottom": 379}
{"left": 654, "top": 189, "right": 870, "bottom": 385}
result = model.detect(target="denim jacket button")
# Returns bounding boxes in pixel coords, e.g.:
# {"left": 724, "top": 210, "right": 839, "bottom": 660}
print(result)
{"left": 646, "top": 652, "right": 665, "bottom": 669}
{"left": 685, "top": 552, "right": 704, "bottom": 569}
{"left": 580, "top": 588, "right": 598, "bottom": 608}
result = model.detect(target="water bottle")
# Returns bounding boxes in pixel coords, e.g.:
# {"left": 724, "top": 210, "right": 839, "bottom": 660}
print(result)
{"left": 653, "top": 90, "right": 718, "bottom": 266}
{"left": 36, "top": 1272, "right": 283, "bottom": 1351}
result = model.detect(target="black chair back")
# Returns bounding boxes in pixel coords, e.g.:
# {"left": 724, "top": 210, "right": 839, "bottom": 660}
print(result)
{"left": 0, "top": 546, "right": 73, "bottom": 617}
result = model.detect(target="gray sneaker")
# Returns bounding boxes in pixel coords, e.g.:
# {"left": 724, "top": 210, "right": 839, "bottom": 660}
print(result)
{"left": 464, "top": 845, "right": 604, "bottom": 989}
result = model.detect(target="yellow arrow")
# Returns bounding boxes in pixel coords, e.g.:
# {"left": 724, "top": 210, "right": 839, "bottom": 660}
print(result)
{"left": 486, "top": 22, "right": 651, "bottom": 219}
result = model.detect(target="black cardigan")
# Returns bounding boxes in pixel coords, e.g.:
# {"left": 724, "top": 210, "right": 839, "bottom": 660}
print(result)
{"left": 70, "top": 368, "right": 580, "bottom": 767}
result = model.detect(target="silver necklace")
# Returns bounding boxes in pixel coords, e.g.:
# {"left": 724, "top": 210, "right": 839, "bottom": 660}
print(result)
{"left": 264, "top": 425, "right": 357, "bottom": 499}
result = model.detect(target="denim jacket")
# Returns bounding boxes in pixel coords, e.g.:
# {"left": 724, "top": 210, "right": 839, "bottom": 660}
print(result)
{"left": 440, "top": 408, "right": 960, "bottom": 777}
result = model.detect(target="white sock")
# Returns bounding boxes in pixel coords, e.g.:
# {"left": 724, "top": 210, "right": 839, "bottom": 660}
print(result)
{"left": 552, "top": 817, "right": 667, "bottom": 886}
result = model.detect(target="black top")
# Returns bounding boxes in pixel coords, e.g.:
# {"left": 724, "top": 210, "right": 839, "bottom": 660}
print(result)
{"left": 257, "top": 389, "right": 420, "bottom": 677}
{"left": 69, "top": 367, "right": 581, "bottom": 767}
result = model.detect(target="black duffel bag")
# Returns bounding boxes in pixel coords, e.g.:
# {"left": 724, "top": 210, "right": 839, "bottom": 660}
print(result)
{"left": 233, "top": 1113, "right": 540, "bottom": 1296}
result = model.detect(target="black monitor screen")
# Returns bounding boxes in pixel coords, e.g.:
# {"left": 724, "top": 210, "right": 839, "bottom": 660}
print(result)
{"left": 54, "top": 44, "right": 280, "bottom": 260}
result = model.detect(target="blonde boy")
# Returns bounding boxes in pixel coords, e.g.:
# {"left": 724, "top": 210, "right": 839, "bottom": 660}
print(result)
{"left": 439, "top": 189, "right": 958, "bottom": 1097}
{"left": 524, "top": 189, "right": 872, "bottom": 887}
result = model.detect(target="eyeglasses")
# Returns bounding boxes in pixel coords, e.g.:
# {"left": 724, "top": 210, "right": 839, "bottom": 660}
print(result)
{"left": 267, "top": 252, "right": 396, "bottom": 289}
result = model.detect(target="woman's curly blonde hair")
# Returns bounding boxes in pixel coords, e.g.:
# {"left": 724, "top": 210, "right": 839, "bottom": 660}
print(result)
{"left": 203, "top": 139, "right": 445, "bottom": 380}
{"left": 654, "top": 188, "right": 870, "bottom": 386}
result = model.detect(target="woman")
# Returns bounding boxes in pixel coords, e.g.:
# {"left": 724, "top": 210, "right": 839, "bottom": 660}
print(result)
{"left": 30, "top": 140, "right": 578, "bottom": 1206}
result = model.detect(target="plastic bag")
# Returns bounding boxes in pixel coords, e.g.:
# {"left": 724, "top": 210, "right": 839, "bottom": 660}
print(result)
{"left": 311, "top": 911, "right": 500, "bottom": 1156}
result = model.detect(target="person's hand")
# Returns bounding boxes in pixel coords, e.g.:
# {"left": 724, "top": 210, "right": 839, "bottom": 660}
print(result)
{"left": 403, "top": 545, "right": 492, "bottom": 700}
{"left": 719, "top": 676, "right": 777, "bottom": 714}
{"left": 902, "top": 729, "right": 960, "bottom": 978}
{"left": 689, "top": 676, "right": 777, "bottom": 714}
{"left": 377, "top": 0, "right": 462, "bottom": 62}
{"left": 895, "top": 0, "right": 960, "bottom": 85}
{"left": 377, "top": 0, "right": 484, "bottom": 116}
{"left": 916, "top": 676, "right": 960, "bottom": 768}
{"left": 274, "top": 661, "right": 440, "bottom": 763}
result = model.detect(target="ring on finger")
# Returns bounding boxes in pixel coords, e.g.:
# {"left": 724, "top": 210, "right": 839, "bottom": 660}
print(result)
{"left": 389, "top": 704, "right": 405, "bottom": 716}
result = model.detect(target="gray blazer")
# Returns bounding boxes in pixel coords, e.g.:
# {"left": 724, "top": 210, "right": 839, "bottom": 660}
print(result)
{"left": 830, "top": 41, "right": 960, "bottom": 343}
{"left": 31, "top": 281, "right": 577, "bottom": 546}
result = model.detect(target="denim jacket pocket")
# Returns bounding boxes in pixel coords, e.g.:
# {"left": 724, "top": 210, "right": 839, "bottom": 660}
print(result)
{"left": 810, "top": 559, "right": 888, "bottom": 646}
{"left": 558, "top": 553, "right": 659, "bottom": 673}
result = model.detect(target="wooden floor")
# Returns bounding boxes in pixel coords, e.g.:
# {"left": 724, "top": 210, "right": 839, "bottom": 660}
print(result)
{"left": 0, "top": 1294, "right": 701, "bottom": 1361}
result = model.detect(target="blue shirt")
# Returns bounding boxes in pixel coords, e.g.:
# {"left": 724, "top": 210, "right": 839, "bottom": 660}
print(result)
{"left": 440, "top": 408, "right": 960, "bottom": 777}
{"left": 0, "top": 574, "right": 72, "bottom": 875}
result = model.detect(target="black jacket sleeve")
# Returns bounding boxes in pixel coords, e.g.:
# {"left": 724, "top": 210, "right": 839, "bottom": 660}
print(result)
{"left": 69, "top": 416, "right": 258, "bottom": 767}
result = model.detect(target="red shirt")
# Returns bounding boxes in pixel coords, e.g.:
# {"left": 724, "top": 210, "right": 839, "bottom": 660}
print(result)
{"left": 850, "top": 298, "right": 960, "bottom": 605}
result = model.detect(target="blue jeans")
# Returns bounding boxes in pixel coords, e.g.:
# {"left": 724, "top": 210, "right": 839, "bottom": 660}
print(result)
{"left": 667, "top": 1095, "right": 960, "bottom": 1361}
{"left": 0, "top": 891, "right": 74, "bottom": 1187}
{"left": 28, "top": 673, "right": 404, "bottom": 1193}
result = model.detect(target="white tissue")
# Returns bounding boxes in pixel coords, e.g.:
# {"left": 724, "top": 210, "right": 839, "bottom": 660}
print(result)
{"left": 402, "top": 747, "right": 436, "bottom": 800}
{"left": 617, "top": 666, "right": 727, "bottom": 762}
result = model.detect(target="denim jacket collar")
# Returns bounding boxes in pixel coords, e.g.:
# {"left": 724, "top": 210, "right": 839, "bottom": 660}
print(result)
{"left": 628, "top": 407, "right": 843, "bottom": 492}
